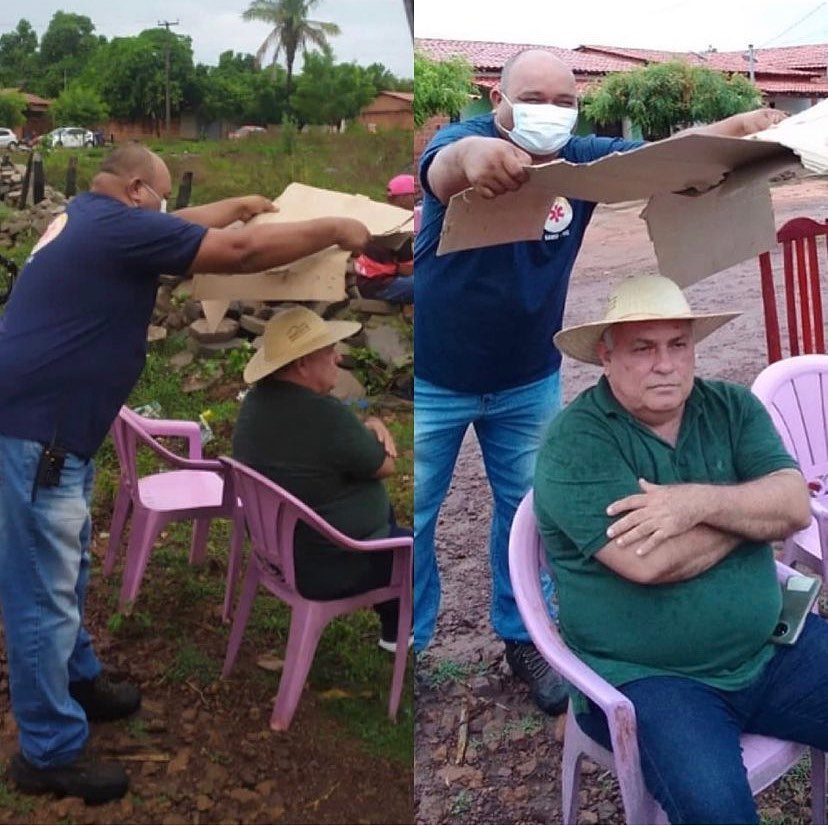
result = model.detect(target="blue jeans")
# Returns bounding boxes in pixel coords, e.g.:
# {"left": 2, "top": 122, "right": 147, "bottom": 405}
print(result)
{"left": 0, "top": 435, "right": 102, "bottom": 767}
{"left": 576, "top": 614, "right": 828, "bottom": 825}
{"left": 414, "top": 373, "right": 561, "bottom": 650}
{"left": 375, "top": 276, "right": 414, "bottom": 305}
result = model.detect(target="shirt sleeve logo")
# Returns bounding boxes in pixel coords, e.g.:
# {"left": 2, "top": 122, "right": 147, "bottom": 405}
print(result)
{"left": 542, "top": 197, "right": 574, "bottom": 240}
{"left": 29, "top": 212, "right": 68, "bottom": 258}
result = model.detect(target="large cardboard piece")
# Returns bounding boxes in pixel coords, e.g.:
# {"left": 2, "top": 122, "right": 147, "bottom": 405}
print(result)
{"left": 193, "top": 183, "right": 413, "bottom": 329}
{"left": 436, "top": 130, "right": 807, "bottom": 286}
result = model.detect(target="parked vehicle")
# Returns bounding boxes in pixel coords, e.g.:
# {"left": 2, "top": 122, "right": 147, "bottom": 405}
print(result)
{"left": 0, "top": 128, "right": 20, "bottom": 150}
{"left": 228, "top": 125, "right": 267, "bottom": 140}
{"left": 44, "top": 127, "right": 95, "bottom": 148}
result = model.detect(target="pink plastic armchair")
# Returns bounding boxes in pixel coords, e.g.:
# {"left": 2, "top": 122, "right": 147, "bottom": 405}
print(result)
{"left": 105, "top": 407, "right": 243, "bottom": 616}
{"left": 508, "top": 491, "right": 826, "bottom": 825}
{"left": 752, "top": 354, "right": 828, "bottom": 582}
{"left": 218, "top": 457, "right": 412, "bottom": 731}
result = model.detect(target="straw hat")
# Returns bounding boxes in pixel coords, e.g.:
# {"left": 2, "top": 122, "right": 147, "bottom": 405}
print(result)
{"left": 554, "top": 275, "right": 740, "bottom": 365}
{"left": 243, "top": 306, "right": 361, "bottom": 384}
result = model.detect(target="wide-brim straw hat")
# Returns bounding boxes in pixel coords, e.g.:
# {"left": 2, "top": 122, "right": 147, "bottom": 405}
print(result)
{"left": 554, "top": 275, "right": 741, "bottom": 365}
{"left": 243, "top": 306, "right": 361, "bottom": 384}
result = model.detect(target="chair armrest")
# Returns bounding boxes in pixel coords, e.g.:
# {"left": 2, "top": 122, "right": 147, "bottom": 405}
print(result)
{"left": 137, "top": 417, "right": 203, "bottom": 460}
{"left": 810, "top": 496, "right": 828, "bottom": 522}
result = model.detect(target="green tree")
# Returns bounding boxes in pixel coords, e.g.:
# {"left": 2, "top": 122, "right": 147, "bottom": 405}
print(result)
{"left": 582, "top": 60, "right": 762, "bottom": 140}
{"left": 50, "top": 85, "right": 109, "bottom": 128}
{"left": 290, "top": 48, "right": 375, "bottom": 127}
{"left": 413, "top": 51, "right": 473, "bottom": 128}
{"left": 37, "top": 12, "right": 105, "bottom": 97}
{"left": 194, "top": 51, "right": 288, "bottom": 127}
{"left": 0, "top": 91, "right": 27, "bottom": 129}
{"left": 241, "top": 0, "right": 340, "bottom": 97}
{"left": 81, "top": 31, "right": 197, "bottom": 128}
{"left": 0, "top": 20, "right": 38, "bottom": 88}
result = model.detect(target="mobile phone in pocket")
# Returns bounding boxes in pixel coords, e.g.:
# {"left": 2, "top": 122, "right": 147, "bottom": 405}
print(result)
{"left": 770, "top": 574, "right": 823, "bottom": 646}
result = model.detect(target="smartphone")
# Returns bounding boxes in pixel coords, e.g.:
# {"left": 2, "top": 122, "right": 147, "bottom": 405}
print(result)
{"left": 770, "top": 574, "right": 823, "bottom": 646}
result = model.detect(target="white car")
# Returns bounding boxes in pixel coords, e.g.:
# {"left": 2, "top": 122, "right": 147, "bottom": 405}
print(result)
{"left": 0, "top": 128, "right": 20, "bottom": 149}
{"left": 45, "top": 127, "right": 94, "bottom": 148}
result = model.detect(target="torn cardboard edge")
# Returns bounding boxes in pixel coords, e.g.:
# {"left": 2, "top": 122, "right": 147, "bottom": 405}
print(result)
{"left": 191, "top": 182, "right": 414, "bottom": 331}
{"left": 437, "top": 131, "right": 807, "bottom": 286}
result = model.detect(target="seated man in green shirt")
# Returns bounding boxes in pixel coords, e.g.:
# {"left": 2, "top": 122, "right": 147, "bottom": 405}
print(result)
{"left": 533, "top": 275, "right": 828, "bottom": 825}
{"left": 233, "top": 306, "right": 411, "bottom": 652}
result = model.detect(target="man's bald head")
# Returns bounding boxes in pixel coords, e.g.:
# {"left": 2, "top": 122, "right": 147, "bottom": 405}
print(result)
{"left": 98, "top": 144, "right": 164, "bottom": 182}
{"left": 92, "top": 143, "right": 172, "bottom": 210}
{"left": 499, "top": 49, "right": 576, "bottom": 98}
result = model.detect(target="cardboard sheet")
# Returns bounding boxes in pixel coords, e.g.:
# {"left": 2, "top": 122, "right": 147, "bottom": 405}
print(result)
{"left": 436, "top": 131, "right": 805, "bottom": 285}
{"left": 193, "top": 183, "right": 413, "bottom": 329}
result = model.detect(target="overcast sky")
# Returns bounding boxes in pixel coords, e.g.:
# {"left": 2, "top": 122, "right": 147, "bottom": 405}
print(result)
{"left": 0, "top": 0, "right": 413, "bottom": 77}
{"left": 416, "top": 0, "right": 828, "bottom": 54}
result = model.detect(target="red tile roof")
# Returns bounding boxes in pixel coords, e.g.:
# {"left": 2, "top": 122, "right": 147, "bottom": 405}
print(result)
{"left": 419, "top": 38, "right": 828, "bottom": 101}
{"left": 380, "top": 91, "right": 414, "bottom": 102}
{"left": 577, "top": 45, "right": 820, "bottom": 78}
{"left": 415, "top": 38, "right": 639, "bottom": 75}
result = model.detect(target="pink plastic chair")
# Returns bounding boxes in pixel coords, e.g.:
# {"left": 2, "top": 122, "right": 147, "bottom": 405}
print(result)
{"left": 752, "top": 354, "right": 828, "bottom": 582}
{"left": 508, "top": 491, "right": 826, "bottom": 824}
{"left": 218, "top": 456, "right": 412, "bottom": 731}
{"left": 106, "top": 407, "right": 243, "bottom": 617}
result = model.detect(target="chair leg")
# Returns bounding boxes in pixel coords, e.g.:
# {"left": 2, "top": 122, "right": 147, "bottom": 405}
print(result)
{"left": 119, "top": 509, "right": 164, "bottom": 610}
{"left": 270, "top": 603, "right": 326, "bottom": 731}
{"left": 222, "top": 563, "right": 260, "bottom": 677}
{"left": 222, "top": 510, "right": 246, "bottom": 624}
{"left": 388, "top": 581, "right": 412, "bottom": 722}
{"left": 811, "top": 748, "right": 826, "bottom": 825}
{"left": 103, "top": 488, "right": 131, "bottom": 575}
{"left": 560, "top": 736, "right": 583, "bottom": 825}
{"left": 189, "top": 517, "right": 212, "bottom": 564}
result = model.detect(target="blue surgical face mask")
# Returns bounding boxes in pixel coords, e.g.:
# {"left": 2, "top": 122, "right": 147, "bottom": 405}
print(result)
{"left": 497, "top": 92, "right": 578, "bottom": 156}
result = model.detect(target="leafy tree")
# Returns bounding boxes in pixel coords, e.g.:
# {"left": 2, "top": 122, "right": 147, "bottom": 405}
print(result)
{"left": 81, "top": 30, "right": 197, "bottom": 127}
{"left": 582, "top": 61, "right": 762, "bottom": 140}
{"left": 0, "top": 20, "right": 38, "bottom": 88}
{"left": 37, "top": 12, "right": 105, "bottom": 97}
{"left": 290, "top": 48, "right": 375, "bottom": 127}
{"left": 194, "top": 50, "right": 288, "bottom": 127}
{"left": 413, "top": 51, "right": 473, "bottom": 128}
{"left": 49, "top": 85, "right": 109, "bottom": 128}
{"left": 241, "top": 0, "right": 340, "bottom": 97}
{"left": 0, "top": 91, "right": 27, "bottom": 129}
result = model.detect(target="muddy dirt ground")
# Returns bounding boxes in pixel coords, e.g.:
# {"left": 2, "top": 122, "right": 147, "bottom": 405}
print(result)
{"left": 414, "top": 175, "right": 828, "bottom": 825}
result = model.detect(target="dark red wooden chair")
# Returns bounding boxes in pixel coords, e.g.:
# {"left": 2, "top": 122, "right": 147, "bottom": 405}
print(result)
{"left": 759, "top": 217, "right": 828, "bottom": 363}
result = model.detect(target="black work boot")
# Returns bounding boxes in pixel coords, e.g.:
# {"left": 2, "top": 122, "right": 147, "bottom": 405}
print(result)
{"left": 504, "top": 640, "right": 569, "bottom": 715}
{"left": 69, "top": 673, "right": 141, "bottom": 722}
{"left": 8, "top": 753, "right": 128, "bottom": 805}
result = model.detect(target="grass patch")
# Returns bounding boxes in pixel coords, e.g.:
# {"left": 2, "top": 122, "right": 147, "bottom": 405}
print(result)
{"left": 162, "top": 641, "right": 221, "bottom": 685}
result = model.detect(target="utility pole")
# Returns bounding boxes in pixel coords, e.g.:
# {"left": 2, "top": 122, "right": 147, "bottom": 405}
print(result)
{"left": 158, "top": 19, "right": 179, "bottom": 136}
{"left": 748, "top": 43, "right": 755, "bottom": 83}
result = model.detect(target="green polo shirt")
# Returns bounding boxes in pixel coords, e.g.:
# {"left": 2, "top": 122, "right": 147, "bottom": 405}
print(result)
{"left": 534, "top": 377, "right": 800, "bottom": 695}
{"left": 232, "top": 380, "right": 390, "bottom": 599}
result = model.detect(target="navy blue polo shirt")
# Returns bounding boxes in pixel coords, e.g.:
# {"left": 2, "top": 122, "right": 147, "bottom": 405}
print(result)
{"left": 0, "top": 192, "right": 206, "bottom": 457}
{"left": 414, "top": 113, "right": 643, "bottom": 394}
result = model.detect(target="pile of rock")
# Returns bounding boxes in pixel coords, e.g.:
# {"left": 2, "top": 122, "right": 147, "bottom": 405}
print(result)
{"left": 0, "top": 187, "right": 67, "bottom": 250}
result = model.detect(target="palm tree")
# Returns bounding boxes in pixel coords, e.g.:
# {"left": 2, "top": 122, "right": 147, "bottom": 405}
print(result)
{"left": 242, "top": 0, "right": 341, "bottom": 98}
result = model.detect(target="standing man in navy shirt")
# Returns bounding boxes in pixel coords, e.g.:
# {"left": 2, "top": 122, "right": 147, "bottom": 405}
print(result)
{"left": 0, "top": 143, "right": 370, "bottom": 804}
{"left": 413, "top": 48, "right": 786, "bottom": 714}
